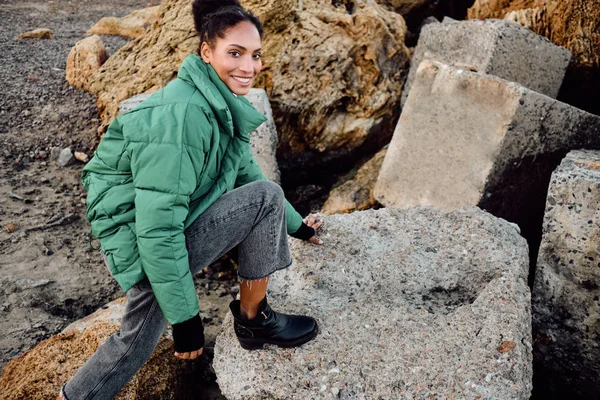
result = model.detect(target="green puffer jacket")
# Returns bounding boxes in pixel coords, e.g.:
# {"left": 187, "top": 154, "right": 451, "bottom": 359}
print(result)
{"left": 82, "top": 54, "right": 303, "bottom": 325}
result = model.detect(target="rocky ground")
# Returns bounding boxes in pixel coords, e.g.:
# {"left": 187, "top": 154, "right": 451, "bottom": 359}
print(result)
{"left": 0, "top": 2, "right": 232, "bottom": 396}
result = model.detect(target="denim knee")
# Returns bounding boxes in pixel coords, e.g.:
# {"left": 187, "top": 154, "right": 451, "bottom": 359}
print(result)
{"left": 247, "top": 180, "right": 284, "bottom": 209}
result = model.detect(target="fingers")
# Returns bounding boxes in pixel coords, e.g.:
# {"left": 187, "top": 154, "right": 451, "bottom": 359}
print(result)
{"left": 174, "top": 348, "right": 204, "bottom": 360}
{"left": 306, "top": 214, "right": 317, "bottom": 225}
{"left": 312, "top": 219, "right": 324, "bottom": 230}
{"left": 309, "top": 236, "right": 323, "bottom": 245}
{"left": 305, "top": 214, "right": 324, "bottom": 230}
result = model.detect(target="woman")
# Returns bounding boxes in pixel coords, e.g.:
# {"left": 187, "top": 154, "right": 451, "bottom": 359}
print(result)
{"left": 58, "top": 1, "right": 321, "bottom": 398}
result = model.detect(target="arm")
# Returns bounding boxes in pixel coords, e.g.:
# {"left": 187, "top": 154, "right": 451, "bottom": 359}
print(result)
{"left": 128, "top": 108, "right": 207, "bottom": 354}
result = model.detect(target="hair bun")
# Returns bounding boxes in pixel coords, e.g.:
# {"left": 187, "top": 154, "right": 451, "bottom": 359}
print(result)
{"left": 192, "top": 0, "right": 241, "bottom": 19}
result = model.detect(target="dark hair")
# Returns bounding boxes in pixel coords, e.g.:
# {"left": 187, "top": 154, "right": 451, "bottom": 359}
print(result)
{"left": 192, "top": 0, "right": 263, "bottom": 48}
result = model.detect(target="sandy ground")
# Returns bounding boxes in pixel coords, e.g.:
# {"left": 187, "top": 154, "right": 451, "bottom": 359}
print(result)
{"left": 0, "top": 1, "right": 231, "bottom": 397}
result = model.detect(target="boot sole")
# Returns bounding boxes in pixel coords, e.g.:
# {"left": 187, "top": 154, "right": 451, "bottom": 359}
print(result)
{"left": 237, "top": 326, "right": 318, "bottom": 350}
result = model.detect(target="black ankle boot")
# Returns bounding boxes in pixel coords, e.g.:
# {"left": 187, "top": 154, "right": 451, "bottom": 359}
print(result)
{"left": 229, "top": 297, "right": 318, "bottom": 350}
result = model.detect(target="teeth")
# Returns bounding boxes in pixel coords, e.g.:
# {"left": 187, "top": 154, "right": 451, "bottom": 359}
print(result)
{"left": 233, "top": 76, "right": 251, "bottom": 84}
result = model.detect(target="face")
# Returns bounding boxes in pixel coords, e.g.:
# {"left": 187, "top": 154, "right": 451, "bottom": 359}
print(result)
{"left": 200, "top": 21, "right": 262, "bottom": 96}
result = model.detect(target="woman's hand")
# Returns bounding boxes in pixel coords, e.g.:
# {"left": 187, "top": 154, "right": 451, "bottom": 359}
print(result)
{"left": 175, "top": 348, "right": 203, "bottom": 360}
{"left": 305, "top": 215, "right": 324, "bottom": 245}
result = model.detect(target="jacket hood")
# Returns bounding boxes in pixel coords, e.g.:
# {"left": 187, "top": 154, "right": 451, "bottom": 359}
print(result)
{"left": 177, "top": 54, "right": 267, "bottom": 140}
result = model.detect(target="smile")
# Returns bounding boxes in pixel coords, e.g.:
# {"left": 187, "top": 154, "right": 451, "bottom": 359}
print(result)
{"left": 232, "top": 76, "right": 252, "bottom": 84}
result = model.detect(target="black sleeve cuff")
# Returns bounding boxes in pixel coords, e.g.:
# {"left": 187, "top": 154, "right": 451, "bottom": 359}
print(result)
{"left": 172, "top": 314, "right": 205, "bottom": 353}
{"left": 290, "top": 222, "right": 315, "bottom": 241}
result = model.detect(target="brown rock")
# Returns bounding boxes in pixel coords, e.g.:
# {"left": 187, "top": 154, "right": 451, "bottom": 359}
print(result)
{"left": 88, "top": 6, "right": 160, "bottom": 39}
{"left": 66, "top": 35, "right": 109, "bottom": 91}
{"left": 0, "top": 298, "right": 184, "bottom": 400}
{"left": 467, "top": 0, "right": 538, "bottom": 19}
{"left": 375, "top": 0, "right": 430, "bottom": 15}
{"left": 17, "top": 28, "right": 54, "bottom": 39}
{"left": 321, "top": 146, "right": 386, "bottom": 215}
{"left": 468, "top": 0, "right": 600, "bottom": 115}
{"left": 87, "top": 0, "right": 410, "bottom": 169}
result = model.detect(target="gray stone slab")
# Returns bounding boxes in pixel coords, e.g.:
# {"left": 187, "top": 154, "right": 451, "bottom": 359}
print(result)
{"left": 376, "top": 60, "right": 600, "bottom": 259}
{"left": 401, "top": 19, "right": 571, "bottom": 106}
{"left": 533, "top": 150, "right": 600, "bottom": 398}
{"left": 118, "top": 93, "right": 151, "bottom": 115}
{"left": 243, "top": 89, "right": 281, "bottom": 183}
{"left": 118, "top": 89, "right": 281, "bottom": 183}
{"left": 214, "top": 207, "right": 532, "bottom": 399}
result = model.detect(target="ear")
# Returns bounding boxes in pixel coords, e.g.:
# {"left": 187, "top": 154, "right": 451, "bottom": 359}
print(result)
{"left": 200, "top": 41, "right": 212, "bottom": 64}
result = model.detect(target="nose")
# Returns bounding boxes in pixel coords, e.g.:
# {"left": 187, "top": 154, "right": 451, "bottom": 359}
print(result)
{"left": 239, "top": 55, "right": 253, "bottom": 74}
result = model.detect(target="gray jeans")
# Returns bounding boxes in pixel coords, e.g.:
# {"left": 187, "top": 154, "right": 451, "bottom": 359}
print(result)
{"left": 63, "top": 180, "right": 292, "bottom": 399}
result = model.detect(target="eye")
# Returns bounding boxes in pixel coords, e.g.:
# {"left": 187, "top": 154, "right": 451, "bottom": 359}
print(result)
{"left": 253, "top": 53, "right": 262, "bottom": 60}
{"left": 229, "top": 51, "right": 241, "bottom": 57}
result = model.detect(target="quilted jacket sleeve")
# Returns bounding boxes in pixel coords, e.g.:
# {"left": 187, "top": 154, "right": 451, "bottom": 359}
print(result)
{"left": 235, "top": 151, "right": 303, "bottom": 235}
{"left": 127, "top": 107, "right": 206, "bottom": 325}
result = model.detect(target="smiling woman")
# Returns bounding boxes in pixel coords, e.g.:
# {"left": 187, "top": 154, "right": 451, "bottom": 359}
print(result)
{"left": 57, "top": 0, "right": 322, "bottom": 399}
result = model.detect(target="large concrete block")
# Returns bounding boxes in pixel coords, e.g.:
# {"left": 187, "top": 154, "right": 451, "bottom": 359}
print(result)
{"left": 214, "top": 207, "right": 532, "bottom": 399}
{"left": 118, "top": 89, "right": 281, "bottom": 183}
{"left": 532, "top": 150, "right": 600, "bottom": 399}
{"left": 401, "top": 19, "right": 571, "bottom": 106}
{"left": 243, "top": 89, "right": 281, "bottom": 183}
{"left": 376, "top": 60, "right": 600, "bottom": 264}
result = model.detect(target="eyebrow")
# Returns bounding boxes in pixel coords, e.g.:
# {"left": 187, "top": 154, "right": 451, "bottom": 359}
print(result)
{"left": 229, "top": 44, "right": 262, "bottom": 52}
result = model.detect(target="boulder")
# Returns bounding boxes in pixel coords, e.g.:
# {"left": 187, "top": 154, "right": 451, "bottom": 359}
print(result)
{"left": 214, "top": 207, "right": 532, "bottom": 399}
{"left": 243, "top": 89, "right": 281, "bottom": 183}
{"left": 467, "top": 0, "right": 538, "bottom": 19}
{"left": 0, "top": 299, "right": 185, "bottom": 400}
{"left": 532, "top": 150, "right": 600, "bottom": 399}
{"left": 503, "top": 7, "right": 543, "bottom": 29}
{"left": 375, "top": 0, "right": 430, "bottom": 15}
{"left": 375, "top": 60, "right": 600, "bottom": 264}
{"left": 118, "top": 93, "right": 152, "bottom": 114}
{"left": 65, "top": 35, "right": 109, "bottom": 91}
{"left": 118, "top": 89, "right": 281, "bottom": 183}
{"left": 88, "top": 6, "right": 160, "bottom": 39}
{"left": 321, "top": 146, "right": 386, "bottom": 215}
{"left": 401, "top": 19, "right": 570, "bottom": 106}
{"left": 468, "top": 0, "right": 600, "bottom": 116}
{"left": 87, "top": 0, "right": 410, "bottom": 171}
{"left": 17, "top": 28, "right": 54, "bottom": 39}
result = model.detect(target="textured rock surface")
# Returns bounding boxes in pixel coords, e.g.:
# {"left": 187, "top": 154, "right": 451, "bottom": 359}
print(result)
{"left": 468, "top": 0, "right": 600, "bottom": 116}
{"left": 467, "top": 0, "right": 537, "bottom": 19}
{"left": 88, "top": 6, "right": 160, "bottom": 39}
{"left": 243, "top": 89, "right": 281, "bottom": 183}
{"left": 87, "top": 0, "right": 410, "bottom": 170}
{"left": 532, "top": 150, "right": 600, "bottom": 399}
{"left": 17, "top": 28, "right": 54, "bottom": 39}
{"left": 321, "top": 146, "right": 386, "bottom": 215}
{"left": 118, "top": 89, "right": 281, "bottom": 183}
{"left": 401, "top": 19, "right": 570, "bottom": 106}
{"left": 214, "top": 207, "right": 533, "bottom": 399}
{"left": 65, "top": 35, "right": 109, "bottom": 91}
{"left": 375, "top": 0, "right": 430, "bottom": 15}
{"left": 376, "top": 60, "right": 600, "bottom": 264}
{"left": 118, "top": 93, "right": 152, "bottom": 114}
{"left": 0, "top": 298, "right": 185, "bottom": 400}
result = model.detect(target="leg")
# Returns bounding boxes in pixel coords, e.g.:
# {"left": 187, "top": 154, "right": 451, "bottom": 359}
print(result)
{"left": 184, "top": 181, "right": 317, "bottom": 350}
{"left": 240, "top": 277, "right": 269, "bottom": 319}
{"left": 185, "top": 180, "right": 292, "bottom": 280}
{"left": 62, "top": 279, "right": 167, "bottom": 400}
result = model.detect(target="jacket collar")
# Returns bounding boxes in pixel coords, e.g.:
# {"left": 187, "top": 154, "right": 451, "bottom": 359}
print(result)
{"left": 177, "top": 54, "right": 266, "bottom": 140}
